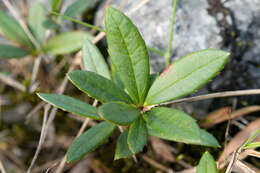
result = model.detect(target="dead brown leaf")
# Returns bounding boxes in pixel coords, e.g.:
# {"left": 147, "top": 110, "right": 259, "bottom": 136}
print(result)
{"left": 218, "top": 117, "right": 260, "bottom": 163}
{"left": 150, "top": 136, "right": 175, "bottom": 162}
{"left": 200, "top": 106, "right": 260, "bottom": 128}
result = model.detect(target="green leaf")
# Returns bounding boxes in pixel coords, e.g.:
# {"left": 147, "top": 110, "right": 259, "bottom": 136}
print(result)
{"left": 128, "top": 117, "right": 148, "bottom": 153}
{"left": 42, "top": 19, "right": 60, "bottom": 30}
{"left": 0, "top": 44, "right": 29, "bottom": 59}
{"left": 43, "top": 31, "right": 92, "bottom": 55}
{"left": 51, "top": 0, "right": 63, "bottom": 12}
{"left": 68, "top": 70, "right": 133, "bottom": 103}
{"left": 111, "top": 63, "right": 124, "bottom": 89}
{"left": 105, "top": 7, "right": 150, "bottom": 105}
{"left": 82, "top": 39, "right": 110, "bottom": 79}
{"left": 145, "top": 49, "right": 230, "bottom": 105}
{"left": 0, "top": 10, "right": 34, "bottom": 49}
{"left": 143, "top": 107, "right": 219, "bottom": 147}
{"left": 199, "top": 129, "right": 220, "bottom": 147}
{"left": 115, "top": 130, "right": 132, "bottom": 160}
{"left": 67, "top": 121, "right": 115, "bottom": 162}
{"left": 196, "top": 151, "right": 218, "bottom": 173}
{"left": 28, "top": 1, "right": 46, "bottom": 44}
{"left": 37, "top": 93, "right": 100, "bottom": 120}
{"left": 64, "top": 0, "right": 95, "bottom": 17}
{"left": 243, "top": 142, "right": 260, "bottom": 149}
{"left": 98, "top": 102, "right": 139, "bottom": 126}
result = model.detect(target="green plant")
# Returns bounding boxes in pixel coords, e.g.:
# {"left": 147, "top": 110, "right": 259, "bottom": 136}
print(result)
{"left": 37, "top": 7, "right": 230, "bottom": 162}
{"left": 0, "top": 1, "right": 93, "bottom": 59}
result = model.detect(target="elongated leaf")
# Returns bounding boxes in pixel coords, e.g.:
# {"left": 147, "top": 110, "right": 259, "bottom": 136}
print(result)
{"left": 105, "top": 7, "right": 150, "bottom": 105}
{"left": 98, "top": 102, "right": 139, "bottom": 126}
{"left": 111, "top": 63, "right": 124, "bottom": 89}
{"left": 51, "top": 0, "right": 63, "bottom": 12}
{"left": 0, "top": 44, "right": 29, "bottom": 59}
{"left": 115, "top": 131, "right": 132, "bottom": 160}
{"left": 28, "top": 1, "right": 46, "bottom": 44}
{"left": 128, "top": 117, "right": 148, "bottom": 153}
{"left": 37, "top": 93, "right": 100, "bottom": 120}
{"left": 64, "top": 0, "right": 95, "bottom": 17}
{"left": 0, "top": 10, "right": 34, "bottom": 49}
{"left": 43, "top": 19, "right": 60, "bottom": 30}
{"left": 143, "top": 107, "right": 219, "bottom": 147}
{"left": 144, "top": 107, "right": 201, "bottom": 144}
{"left": 43, "top": 31, "right": 92, "bottom": 54}
{"left": 196, "top": 152, "right": 218, "bottom": 173}
{"left": 67, "top": 121, "right": 115, "bottom": 162}
{"left": 145, "top": 49, "right": 230, "bottom": 105}
{"left": 243, "top": 142, "right": 260, "bottom": 149}
{"left": 199, "top": 129, "right": 220, "bottom": 147}
{"left": 82, "top": 39, "right": 110, "bottom": 79}
{"left": 68, "top": 70, "right": 133, "bottom": 103}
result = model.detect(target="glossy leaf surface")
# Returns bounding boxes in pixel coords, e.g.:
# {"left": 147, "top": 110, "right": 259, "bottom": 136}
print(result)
{"left": 82, "top": 39, "right": 110, "bottom": 79}
{"left": 196, "top": 151, "right": 218, "bottom": 173}
{"left": 144, "top": 107, "right": 219, "bottom": 147}
{"left": 0, "top": 10, "right": 34, "bottom": 49}
{"left": 145, "top": 49, "right": 230, "bottom": 105}
{"left": 28, "top": 1, "right": 46, "bottom": 44}
{"left": 37, "top": 93, "right": 100, "bottom": 120}
{"left": 128, "top": 117, "right": 148, "bottom": 153}
{"left": 43, "top": 31, "right": 92, "bottom": 54}
{"left": 68, "top": 70, "right": 133, "bottom": 103}
{"left": 0, "top": 44, "right": 29, "bottom": 59}
{"left": 67, "top": 122, "right": 115, "bottom": 162}
{"left": 115, "top": 131, "right": 132, "bottom": 160}
{"left": 99, "top": 102, "right": 139, "bottom": 126}
{"left": 105, "top": 7, "right": 149, "bottom": 105}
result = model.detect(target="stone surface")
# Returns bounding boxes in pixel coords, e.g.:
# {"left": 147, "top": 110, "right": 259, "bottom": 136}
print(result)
{"left": 225, "top": 0, "right": 260, "bottom": 87}
{"left": 96, "top": 0, "right": 222, "bottom": 72}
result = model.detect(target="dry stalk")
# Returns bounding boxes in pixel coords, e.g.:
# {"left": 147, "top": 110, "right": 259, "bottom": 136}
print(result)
{"left": 0, "top": 73, "right": 26, "bottom": 92}
{"left": 0, "top": 160, "right": 7, "bottom": 173}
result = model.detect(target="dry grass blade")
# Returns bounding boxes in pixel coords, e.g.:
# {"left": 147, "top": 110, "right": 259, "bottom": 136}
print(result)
{"left": 225, "top": 148, "right": 240, "bottom": 173}
{"left": 27, "top": 104, "right": 51, "bottom": 173}
{"left": 0, "top": 160, "right": 7, "bottom": 173}
{"left": 200, "top": 107, "right": 231, "bottom": 128}
{"left": 160, "top": 89, "right": 260, "bottom": 106}
{"left": 2, "top": 0, "right": 40, "bottom": 49}
{"left": 218, "top": 117, "right": 260, "bottom": 163}
{"left": 25, "top": 101, "right": 46, "bottom": 123}
{"left": 0, "top": 73, "right": 26, "bottom": 92}
{"left": 150, "top": 136, "right": 175, "bottom": 162}
{"left": 126, "top": 0, "right": 151, "bottom": 15}
{"left": 141, "top": 155, "right": 173, "bottom": 173}
{"left": 200, "top": 106, "right": 260, "bottom": 128}
{"left": 177, "top": 167, "right": 196, "bottom": 173}
{"left": 234, "top": 160, "right": 257, "bottom": 173}
{"left": 245, "top": 149, "right": 260, "bottom": 158}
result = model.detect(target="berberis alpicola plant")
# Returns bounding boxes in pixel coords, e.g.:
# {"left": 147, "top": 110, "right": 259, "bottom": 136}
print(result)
{"left": 37, "top": 7, "right": 230, "bottom": 162}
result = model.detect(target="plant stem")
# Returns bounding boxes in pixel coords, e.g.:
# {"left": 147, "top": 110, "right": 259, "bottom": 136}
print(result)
{"left": 165, "top": 0, "right": 178, "bottom": 67}
{"left": 147, "top": 46, "right": 165, "bottom": 57}
{"left": 160, "top": 89, "right": 260, "bottom": 106}
{"left": 51, "top": 11, "right": 105, "bottom": 32}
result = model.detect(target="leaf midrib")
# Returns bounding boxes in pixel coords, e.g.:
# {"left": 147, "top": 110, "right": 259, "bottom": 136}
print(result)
{"left": 110, "top": 13, "right": 140, "bottom": 104}
{"left": 148, "top": 112, "right": 200, "bottom": 142}
{"left": 147, "top": 55, "right": 225, "bottom": 103}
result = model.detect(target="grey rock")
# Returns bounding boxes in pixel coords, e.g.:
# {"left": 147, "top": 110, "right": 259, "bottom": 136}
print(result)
{"left": 96, "top": 0, "right": 222, "bottom": 72}
{"left": 225, "top": 0, "right": 260, "bottom": 87}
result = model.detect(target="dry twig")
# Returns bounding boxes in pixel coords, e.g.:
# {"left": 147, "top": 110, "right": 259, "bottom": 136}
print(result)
{"left": 0, "top": 160, "right": 7, "bottom": 173}
{"left": 0, "top": 73, "right": 26, "bottom": 92}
